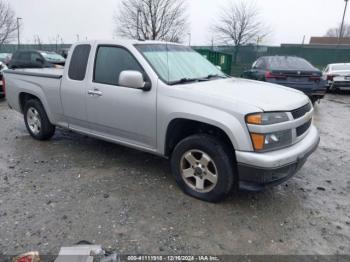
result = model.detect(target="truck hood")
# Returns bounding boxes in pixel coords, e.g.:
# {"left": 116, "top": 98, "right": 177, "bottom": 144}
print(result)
{"left": 174, "top": 77, "right": 309, "bottom": 112}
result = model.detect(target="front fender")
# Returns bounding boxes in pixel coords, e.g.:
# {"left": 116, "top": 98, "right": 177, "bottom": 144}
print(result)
{"left": 157, "top": 100, "right": 253, "bottom": 154}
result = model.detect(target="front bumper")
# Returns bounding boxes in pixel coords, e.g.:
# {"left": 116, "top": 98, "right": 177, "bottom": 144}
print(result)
{"left": 236, "top": 125, "right": 320, "bottom": 191}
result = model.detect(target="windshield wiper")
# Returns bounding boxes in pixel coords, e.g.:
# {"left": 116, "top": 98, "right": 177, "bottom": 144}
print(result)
{"left": 169, "top": 77, "right": 203, "bottom": 85}
{"left": 204, "top": 74, "right": 228, "bottom": 80}
{"left": 169, "top": 74, "right": 228, "bottom": 85}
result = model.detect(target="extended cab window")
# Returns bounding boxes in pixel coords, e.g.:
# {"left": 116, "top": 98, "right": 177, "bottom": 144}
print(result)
{"left": 94, "top": 46, "right": 142, "bottom": 86}
{"left": 68, "top": 45, "right": 91, "bottom": 81}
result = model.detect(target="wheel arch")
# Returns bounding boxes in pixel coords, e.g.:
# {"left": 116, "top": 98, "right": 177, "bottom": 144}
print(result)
{"left": 164, "top": 118, "right": 237, "bottom": 162}
{"left": 18, "top": 91, "right": 54, "bottom": 123}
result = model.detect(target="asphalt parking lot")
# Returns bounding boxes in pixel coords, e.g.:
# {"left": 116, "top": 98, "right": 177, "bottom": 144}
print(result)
{"left": 0, "top": 94, "right": 349, "bottom": 256}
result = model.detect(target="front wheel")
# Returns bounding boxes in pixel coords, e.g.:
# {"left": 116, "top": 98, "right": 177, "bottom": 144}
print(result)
{"left": 24, "top": 99, "right": 55, "bottom": 140}
{"left": 170, "top": 134, "right": 236, "bottom": 202}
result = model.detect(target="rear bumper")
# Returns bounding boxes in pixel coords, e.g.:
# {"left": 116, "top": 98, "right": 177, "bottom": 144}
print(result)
{"left": 332, "top": 81, "right": 350, "bottom": 90}
{"left": 300, "top": 87, "right": 326, "bottom": 98}
{"left": 309, "top": 90, "right": 326, "bottom": 98}
{"left": 236, "top": 125, "right": 320, "bottom": 191}
{"left": 267, "top": 80, "right": 327, "bottom": 97}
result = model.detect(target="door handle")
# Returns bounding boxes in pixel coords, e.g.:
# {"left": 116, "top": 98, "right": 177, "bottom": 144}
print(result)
{"left": 88, "top": 89, "right": 103, "bottom": 97}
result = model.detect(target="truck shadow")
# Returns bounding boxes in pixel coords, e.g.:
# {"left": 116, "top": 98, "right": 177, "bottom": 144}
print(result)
{"left": 14, "top": 126, "right": 303, "bottom": 207}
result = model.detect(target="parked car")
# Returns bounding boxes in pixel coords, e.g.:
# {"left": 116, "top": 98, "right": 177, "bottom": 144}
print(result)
{"left": 0, "top": 53, "right": 12, "bottom": 65}
{"left": 4, "top": 40, "right": 320, "bottom": 202}
{"left": 242, "top": 56, "right": 327, "bottom": 104}
{"left": 323, "top": 63, "right": 350, "bottom": 91}
{"left": 0, "top": 61, "right": 8, "bottom": 98}
{"left": 8, "top": 50, "right": 65, "bottom": 69}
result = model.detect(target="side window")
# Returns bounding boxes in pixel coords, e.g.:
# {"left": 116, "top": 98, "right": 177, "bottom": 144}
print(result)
{"left": 94, "top": 46, "right": 143, "bottom": 86}
{"left": 30, "top": 52, "right": 43, "bottom": 64}
{"left": 68, "top": 44, "right": 91, "bottom": 81}
{"left": 252, "top": 60, "right": 258, "bottom": 69}
{"left": 18, "top": 52, "right": 30, "bottom": 61}
{"left": 254, "top": 59, "right": 264, "bottom": 69}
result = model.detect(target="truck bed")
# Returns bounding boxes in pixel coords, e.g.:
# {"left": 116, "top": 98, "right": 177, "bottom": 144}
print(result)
{"left": 4, "top": 68, "right": 65, "bottom": 125}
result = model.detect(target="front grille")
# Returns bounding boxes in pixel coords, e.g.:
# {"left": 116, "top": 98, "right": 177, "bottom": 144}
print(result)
{"left": 296, "top": 119, "right": 312, "bottom": 137}
{"left": 291, "top": 103, "right": 312, "bottom": 119}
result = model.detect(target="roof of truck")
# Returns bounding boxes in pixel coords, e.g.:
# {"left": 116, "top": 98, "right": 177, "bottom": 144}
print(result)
{"left": 73, "top": 39, "right": 182, "bottom": 47}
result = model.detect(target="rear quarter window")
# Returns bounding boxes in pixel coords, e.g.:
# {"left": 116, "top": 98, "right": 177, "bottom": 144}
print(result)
{"left": 68, "top": 45, "right": 91, "bottom": 81}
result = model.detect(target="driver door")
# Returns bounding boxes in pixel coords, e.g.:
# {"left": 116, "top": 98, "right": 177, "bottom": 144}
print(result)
{"left": 85, "top": 45, "right": 157, "bottom": 151}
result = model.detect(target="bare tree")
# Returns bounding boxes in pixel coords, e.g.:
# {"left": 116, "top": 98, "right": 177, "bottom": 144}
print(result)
{"left": 33, "top": 35, "right": 43, "bottom": 49}
{"left": 213, "top": 1, "right": 269, "bottom": 64}
{"left": 326, "top": 24, "right": 350, "bottom": 38}
{"left": 0, "top": 1, "right": 18, "bottom": 45}
{"left": 114, "top": 0, "right": 188, "bottom": 42}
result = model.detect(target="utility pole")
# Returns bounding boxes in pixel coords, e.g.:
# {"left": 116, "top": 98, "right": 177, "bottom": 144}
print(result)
{"left": 17, "top": 17, "right": 22, "bottom": 49}
{"left": 188, "top": 33, "right": 191, "bottom": 46}
{"left": 339, "top": 0, "right": 349, "bottom": 43}
{"left": 136, "top": 8, "right": 141, "bottom": 39}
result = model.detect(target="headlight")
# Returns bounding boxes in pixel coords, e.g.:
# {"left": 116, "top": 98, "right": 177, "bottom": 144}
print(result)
{"left": 246, "top": 112, "right": 292, "bottom": 152}
{"left": 250, "top": 130, "right": 292, "bottom": 152}
{"left": 246, "top": 112, "right": 289, "bottom": 125}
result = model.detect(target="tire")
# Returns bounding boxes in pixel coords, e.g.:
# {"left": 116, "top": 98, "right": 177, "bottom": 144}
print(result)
{"left": 23, "top": 99, "right": 55, "bottom": 140}
{"left": 310, "top": 96, "right": 317, "bottom": 105}
{"left": 170, "top": 134, "right": 236, "bottom": 202}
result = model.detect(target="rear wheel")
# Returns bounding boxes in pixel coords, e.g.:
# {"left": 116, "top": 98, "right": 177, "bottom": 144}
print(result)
{"left": 170, "top": 134, "right": 235, "bottom": 202}
{"left": 24, "top": 99, "right": 55, "bottom": 140}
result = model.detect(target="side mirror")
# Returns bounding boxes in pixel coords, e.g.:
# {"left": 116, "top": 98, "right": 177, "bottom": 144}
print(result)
{"left": 216, "top": 65, "right": 222, "bottom": 71}
{"left": 119, "top": 70, "right": 151, "bottom": 91}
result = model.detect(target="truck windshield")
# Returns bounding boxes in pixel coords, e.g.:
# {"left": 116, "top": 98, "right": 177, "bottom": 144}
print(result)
{"left": 135, "top": 44, "right": 226, "bottom": 85}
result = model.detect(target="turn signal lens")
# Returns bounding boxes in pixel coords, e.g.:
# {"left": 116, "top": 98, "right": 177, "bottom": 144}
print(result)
{"left": 246, "top": 114, "right": 262, "bottom": 125}
{"left": 251, "top": 133, "right": 265, "bottom": 151}
{"left": 246, "top": 112, "right": 289, "bottom": 125}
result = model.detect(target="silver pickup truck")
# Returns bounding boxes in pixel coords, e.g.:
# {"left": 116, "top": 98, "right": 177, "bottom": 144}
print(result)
{"left": 4, "top": 40, "right": 320, "bottom": 202}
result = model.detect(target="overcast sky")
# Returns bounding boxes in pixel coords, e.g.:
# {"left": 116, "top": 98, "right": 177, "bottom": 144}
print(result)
{"left": 7, "top": 0, "right": 349, "bottom": 46}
